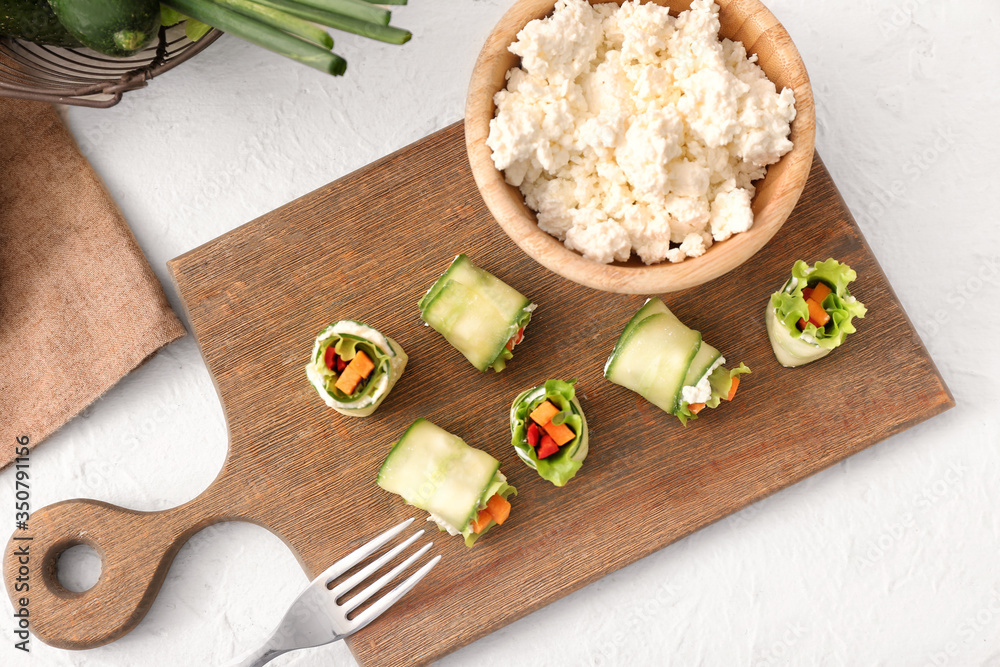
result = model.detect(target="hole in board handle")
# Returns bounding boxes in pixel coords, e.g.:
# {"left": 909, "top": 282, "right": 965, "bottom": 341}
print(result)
{"left": 43, "top": 539, "right": 105, "bottom": 598}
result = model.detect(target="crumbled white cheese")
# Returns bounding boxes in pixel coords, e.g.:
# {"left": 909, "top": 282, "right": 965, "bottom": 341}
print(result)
{"left": 565, "top": 220, "right": 632, "bottom": 263}
{"left": 681, "top": 355, "right": 726, "bottom": 405}
{"left": 710, "top": 188, "right": 754, "bottom": 242}
{"left": 487, "top": 0, "right": 796, "bottom": 265}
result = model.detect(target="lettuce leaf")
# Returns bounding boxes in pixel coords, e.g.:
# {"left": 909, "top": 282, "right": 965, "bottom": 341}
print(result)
{"left": 510, "top": 379, "right": 588, "bottom": 486}
{"left": 707, "top": 363, "right": 750, "bottom": 407}
{"left": 675, "top": 363, "right": 750, "bottom": 426}
{"left": 770, "top": 259, "right": 867, "bottom": 350}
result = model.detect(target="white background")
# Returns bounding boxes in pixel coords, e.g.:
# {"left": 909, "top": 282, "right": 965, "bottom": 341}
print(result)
{"left": 4, "top": 1, "right": 1000, "bottom": 665}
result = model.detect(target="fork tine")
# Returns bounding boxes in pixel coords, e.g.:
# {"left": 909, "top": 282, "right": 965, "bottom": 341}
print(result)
{"left": 330, "top": 529, "right": 424, "bottom": 597}
{"left": 340, "top": 541, "right": 432, "bottom": 614}
{"left": 346, "top": 553, "right": 442, "bottom": 633}
{"left": 314, "top": 518, "right": 414, "bottom": 584}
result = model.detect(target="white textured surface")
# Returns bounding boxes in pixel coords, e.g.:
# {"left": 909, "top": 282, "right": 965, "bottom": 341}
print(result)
{"left": 3, "top": 1, "right": 1000, "bottom": 665}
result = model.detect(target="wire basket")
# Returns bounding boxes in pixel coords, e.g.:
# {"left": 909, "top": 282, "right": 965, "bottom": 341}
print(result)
{"left": 0, "top": 23, "right": 221, "bottom": 108}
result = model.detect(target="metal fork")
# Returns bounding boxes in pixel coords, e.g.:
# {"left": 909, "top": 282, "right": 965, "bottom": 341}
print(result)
{"left": 228, "top": 518, "right": 440, "bottom": 667}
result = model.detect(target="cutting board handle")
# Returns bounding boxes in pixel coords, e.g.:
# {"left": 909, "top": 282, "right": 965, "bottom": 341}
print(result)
{"left": 4, "top": 497, "right": 215, "bottom": 650}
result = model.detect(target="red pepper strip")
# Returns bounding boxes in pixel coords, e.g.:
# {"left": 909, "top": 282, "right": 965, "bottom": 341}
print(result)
{"left": 527, "top": 421, "right": 540, "bottom": 447}
{"left": 537, "top": 434, "right": 558, "bottom": 459}
{"left": 505, "top": 326, "right": 526, "bottom": 351}
{"left": 324, "top": 346, "right": 337, "bottom": 370}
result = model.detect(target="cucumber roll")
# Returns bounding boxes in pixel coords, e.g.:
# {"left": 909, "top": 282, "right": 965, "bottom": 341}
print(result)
{"left": 305, "top": 320, "right": 407, "bottom": 417}
{"left": 604, "top": 298, "right": 749, "bottom": 425}
{"left": 510, "top": 379, "right": 588, "bottom": 486}
{"left": 766, "top": 259, "right": 867, "bottom": 368}
{"left": 377, "top": 419, "right": 516, "bottom": 547}
{"left": 418, "top": 254, "right": 535, "bottom": 372}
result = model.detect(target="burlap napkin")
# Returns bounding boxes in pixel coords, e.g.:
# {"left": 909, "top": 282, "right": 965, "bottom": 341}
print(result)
{"left": 0, "top": 97, "right": 186, "bottom": 468}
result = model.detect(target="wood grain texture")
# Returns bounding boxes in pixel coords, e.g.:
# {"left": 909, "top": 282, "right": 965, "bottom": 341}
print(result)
{"left": 465, "top": 0, "right": 816, "bottom": 293}
{"left": 3, "top": 122, "right": 953, "bottom": 663}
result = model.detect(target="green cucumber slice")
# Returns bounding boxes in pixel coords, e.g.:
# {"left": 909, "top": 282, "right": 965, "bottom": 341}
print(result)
{"left": 605, "top": 312, "right": 701, "bottom": 414}
{"left": 607, "top": 297, "right": 671, "bottom": 364}
{"left": 621, "top": 297, "right": 670, "bottom": 340}
{"left": 377, "top": 419, "right": 500, "bottom": 531}
{"left": 439, "top": 254, "right": 527, "bottom": 316}
{"left": 419, "top": 254, "right": 532, "bottom": 372}
{"left": 765, "top": 304, "right": 831, "bottom": 367}
{"left": 421, "top": 280, "right": 514, "bottom": 371}
{"left": 682, "top": 340, "right": 722, "bottom": 388}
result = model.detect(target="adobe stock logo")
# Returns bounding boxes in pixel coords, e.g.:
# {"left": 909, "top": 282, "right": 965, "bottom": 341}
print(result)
{"left": 920, "top": 255, "right": 1000, "bottom": 341}
{"left": 854, "top": 462, "right": 966, "bottom": 570}
{"left": 860, "top": 125, "right": 957, "bottom": 226}
{"left": 591, "top": 582, "right": 681, "bottom": 666}
{"left": 877, "top": 0, "right": 931, "bottom": 39}
{"left": 924, "top": 587, "right": 1000, "bottom": 667}
{"left": 754, "top": 622, "right": 809, "bottom": 667}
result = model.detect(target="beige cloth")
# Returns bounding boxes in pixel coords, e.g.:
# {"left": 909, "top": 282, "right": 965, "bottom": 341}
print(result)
{"left": 0, "top": 98, "right": 186, "bottom": 468}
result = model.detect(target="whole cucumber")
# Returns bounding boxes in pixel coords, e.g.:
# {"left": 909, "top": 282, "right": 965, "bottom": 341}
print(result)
{"left": 47, "top": 0, "right": 161, "bottom": 56}
{"left": 0, "top": 0, "right": 82, "bottom": 47}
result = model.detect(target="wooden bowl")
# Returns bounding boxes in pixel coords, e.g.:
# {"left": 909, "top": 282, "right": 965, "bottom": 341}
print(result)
{"left": 465, "top": 0, "right": 815, "bottom": 294}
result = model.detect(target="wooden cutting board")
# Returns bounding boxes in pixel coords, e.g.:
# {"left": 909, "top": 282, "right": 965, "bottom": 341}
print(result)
{"left": 4, "top": 122, "right": 954, "bottom": 664}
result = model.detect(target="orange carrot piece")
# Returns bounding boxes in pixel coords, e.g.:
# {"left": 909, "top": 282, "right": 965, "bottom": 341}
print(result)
{"left": 529, "top": 400, "right": 559, "bottom": 426}
{"left": 809, "top": 282, "right": 831, "bottom": 304}
{"left": 542, "top": 421, "right": 575, "bottom": 446}
{"left": 334, "top": 367, "right": 362, "bottom": 394}
{"left": 688, "top": 402, "right": 706, "bottom": 414}
{"left": 726, "top": 376, "right": 740, "bottom": 401}
{"left": 348, "top": 350, "right": 375, "bottom": 378}
{"left": 485, "top": 494, "right": 511, "bottom": 525}
{"left": 471, "top": 508, "right": 492, "bottom": 534}
{"left": 806, "top": 298, "right": 831, "bottom": 327}
{"left": 335, "top": 350, "right": 376, "bottom": 394}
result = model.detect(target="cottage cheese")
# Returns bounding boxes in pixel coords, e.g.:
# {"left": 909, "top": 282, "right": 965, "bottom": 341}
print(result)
{"left": 487, "top": 0, "right": 796, "bottom": 264}
{"left": 681, "top": 355, "right": 725, "bottom": 405}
